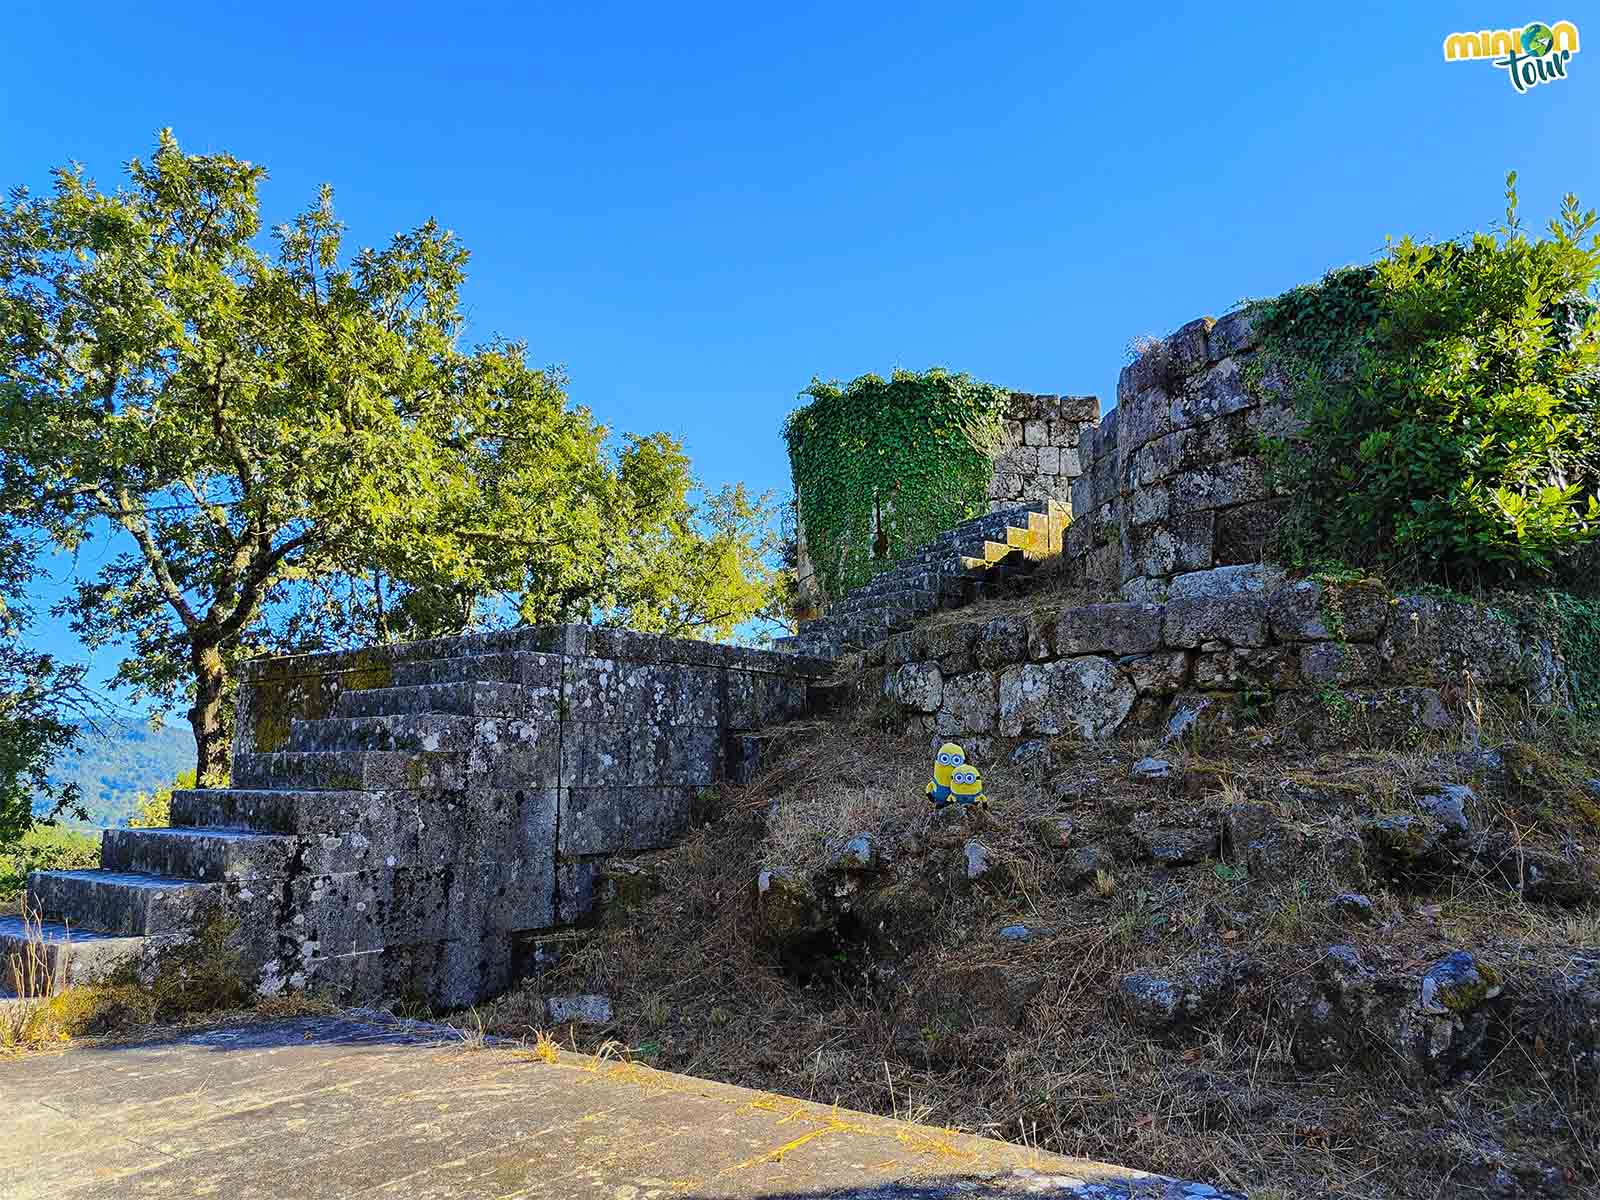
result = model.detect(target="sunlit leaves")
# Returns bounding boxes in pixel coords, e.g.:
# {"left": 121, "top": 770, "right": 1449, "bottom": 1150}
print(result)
{"left": 1260, "top": 174, "right": 1600, "bottom": 590}
{"left": 0, "top": 133, "right": 782, "bottom": 770}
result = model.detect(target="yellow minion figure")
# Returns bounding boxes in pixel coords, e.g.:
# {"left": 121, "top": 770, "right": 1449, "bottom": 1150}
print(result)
{"left": 926, "top": 742, "right": 965, "bottom": 808}
{"left": 950, "top": 764, "right": 987, "bottom": 810}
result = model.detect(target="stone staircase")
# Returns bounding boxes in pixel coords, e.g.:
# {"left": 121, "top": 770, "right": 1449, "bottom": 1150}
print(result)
{"left": 775, "top": 500, "right": 1068, "bottom": 659}
{"left": 5, "top": 628, "right": 825, "bottom": 1007}
{"left": 5, "top": 664, "right": 552, "bottom": 998}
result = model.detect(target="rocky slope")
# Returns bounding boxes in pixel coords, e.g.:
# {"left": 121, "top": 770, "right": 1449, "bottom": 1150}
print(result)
{"left": 465, "top": 639, "right": 1600, "bottom": 1199}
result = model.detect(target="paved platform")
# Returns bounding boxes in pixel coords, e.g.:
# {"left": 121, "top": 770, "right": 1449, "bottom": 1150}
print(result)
{"left": 0, "top": 1015, "right": 1236, "bottom": 1199}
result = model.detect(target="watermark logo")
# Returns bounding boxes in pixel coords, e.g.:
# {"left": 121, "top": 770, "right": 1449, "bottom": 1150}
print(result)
{"left": 1443, "top": 19, "right": 1580, "bottom": 92}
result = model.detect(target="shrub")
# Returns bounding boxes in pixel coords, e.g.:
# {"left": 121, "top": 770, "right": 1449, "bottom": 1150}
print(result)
{"left": 0, "top": 824, "right": 98, "bottom": 902}
{"left": 1262, "top": 175, "right": 1600, "bottom": 591}
{"left": 126, "top": 770, "right": 195, "bottom": 829}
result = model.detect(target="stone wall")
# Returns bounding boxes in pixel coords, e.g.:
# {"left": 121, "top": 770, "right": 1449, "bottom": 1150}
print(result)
{"left": 878, "top": 564, "right": 1571, "bottom": 746}
{"left": 986, "top": 391, "right": 1101, "bottom": 512}
{"left": 202, "top": 625, "right": 833, "bottom": 1004}
{"left": 1065, "top": 311, "right": 1297, "bottom": 600}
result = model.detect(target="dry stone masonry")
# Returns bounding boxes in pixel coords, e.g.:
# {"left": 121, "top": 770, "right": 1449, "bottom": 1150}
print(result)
{"left": 1066, "top": 310, "right": 1291, "bottom": 601}
{"left": 986, "top": 392, "right": 1100, "bottom": 512}
{"left": 13, "top": 626, "right": 832, "bottom": 1007}
{"left": 875, "top": 564, "right": 1572, "bottom": 744}
{"left": 783, "top": 308, "right": 1575, "bottom": 741}
{"left": 9, "top": 306, "right": 1582, "bottom": 1017}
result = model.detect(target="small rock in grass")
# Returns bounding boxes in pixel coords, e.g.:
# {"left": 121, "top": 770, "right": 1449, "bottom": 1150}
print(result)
{"left": 1416, "top": 783, "right": 1473, "bottom": 836}
{"left": 544, "top": 994, "right": 612, "bottom": 1025}
{"left": 1138, "top": 825, "right": 1218, "bottom": 866}
{"left": 1363, "top": 813, "right": 1445, "bottom": 863}
{"left": 1419, "top": 951, "right": 1501, "bottom": 1016}
{"left": 1010, "top": 739, "right": 1048, "bottom": 766}
{"left": 1116, "top": 962, "right": 1228, "bottom": 1031}
{"left": 1064, "top": 843, "right": 1112, "bottom": 888}
{"left": 1329, "top": 892, "right": 1374, "bottom": 921}
{"left": 1033, "top": 817, "right": 1074, "bottom": 849}
{"left": 1131, "top": 756, "right": 1174, "bottom": 780}
{"left": 963, "top": 839, "right": 993, "bottom": 880}
{"left": 832, "top": 834, "right": 878, "bottom": 871}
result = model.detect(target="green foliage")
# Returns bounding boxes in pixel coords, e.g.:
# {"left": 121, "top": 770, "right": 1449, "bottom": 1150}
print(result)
{"left": 1259, "top": 175, "right": 1600, "bottom": 590}
{"left": 1552, "top": 595, "right": 1600, "bottom": 718}
{"left": 0, "top": 529, "right": 88, "bottom": 846}
{"left": 1497, "top": 590, "right": 1600, "bottom": 718}
{"left": 126, "top": 769, "right": 195, "bottom": 829}
{"left": 784, "top": 369, "right": 1008, "bottom": 601}
{"left": 44, "top": 722, "right": 194, "bottom": 828}
{"left": 0, "top": 823, "right": 98, "bottom": 900}
{"left": 0, "top": 133, "right": 781, "bottom": 777}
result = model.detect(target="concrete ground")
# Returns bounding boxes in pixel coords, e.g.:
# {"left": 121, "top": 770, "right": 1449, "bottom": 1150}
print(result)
{"left": 0, "top": 1014, "right": 1237, "bottom": 1199}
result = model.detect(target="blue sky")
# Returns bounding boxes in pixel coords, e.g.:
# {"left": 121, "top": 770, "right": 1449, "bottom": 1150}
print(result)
{"left": 3, "top": 1, "right": 1595, "bottom": 713}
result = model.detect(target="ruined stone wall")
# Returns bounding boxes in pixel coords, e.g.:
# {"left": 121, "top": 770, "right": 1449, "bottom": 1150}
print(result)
{"left": 1064, "top": 311, "right": 1296, "bottom": 600}
{"left": 879, "top": 564, "right": 1571, "bottom": 747}
{"left": 217, "top": 625, "right": 831, "bottom": 1004}
{"left": 985, "top": 392, "right": 1101, "bottom": 512}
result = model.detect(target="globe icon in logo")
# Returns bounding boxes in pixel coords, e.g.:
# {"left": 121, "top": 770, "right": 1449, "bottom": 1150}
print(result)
{"left": 1522, "top": 23, "right": 1555, "bottom": 55}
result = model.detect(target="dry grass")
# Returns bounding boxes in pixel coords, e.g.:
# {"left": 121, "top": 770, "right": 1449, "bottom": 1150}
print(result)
{"left": 761, "top": 726, "right": 931, "bottom": 873}
{"left": 1, "top": 909, "right": 257, "bottom": 1055}
{"left": 2, "top": 903, "right": 65, "bottom": 1050}
{"left": 474, "top": 696, "right": 1600, "bottom": 1198}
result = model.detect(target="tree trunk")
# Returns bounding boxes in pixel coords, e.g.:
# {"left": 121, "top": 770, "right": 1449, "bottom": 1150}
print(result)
{"left": 188, "top": 642, "right": 229, "bottom": 787}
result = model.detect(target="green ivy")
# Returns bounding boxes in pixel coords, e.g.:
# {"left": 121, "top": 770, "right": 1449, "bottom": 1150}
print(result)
{"left": 783, "top": 369, "right": 1009, "bottom": 601}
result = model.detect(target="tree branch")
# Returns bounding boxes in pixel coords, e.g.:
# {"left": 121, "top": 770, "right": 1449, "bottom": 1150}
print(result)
{"left": 105, "top": 483, "right": 201, "bottom": 632}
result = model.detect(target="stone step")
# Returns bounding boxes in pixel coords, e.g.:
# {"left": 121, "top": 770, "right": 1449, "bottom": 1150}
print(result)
{"left": 288, "top": 712, "right": 500, "bottom": 753}
{"left": 333, "top": 680, "right": 539, "bottom": 719}
{"left": 770, "top": 499, "right": 1061, "bottom": 660}
{"left": 777, "top": 635, "right": 840, "bottom": 660}
{"left": 171, "top": 787, "right": 378, "bottom": 834}
{"left": 26, "top": 870, "right": 222, "bottom": 938}
{"left": 100, "top": 827, "right": 298, "bottom": 883}
{"left": 232, "top": 749, "right": 466, "bottom": 791}
{"left": 960, "top": 547, "right": 1037, "bottom": 574}
{"left": 1006, "top": 524, "right": 1044, "bottom": 555}
{"left": 390, "top": 652, "right": 561, "bottom": 689}
{"left": 0, "top": 915, "right": 146, "bottom": 995}
{"left": 832, "top": 588, "right": 941, "bottom": 617}
{"left": 856, "top": 568, "right": 966, "bottom": 600}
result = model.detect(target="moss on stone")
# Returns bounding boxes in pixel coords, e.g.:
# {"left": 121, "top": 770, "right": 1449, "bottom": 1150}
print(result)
{"left": 1439, "top": 962, "right": 1500, "bottom": 1014}
{"left": 250, "top": 678, "right": 296, "bottom": 753}
{"left": 340, "top": 650, "right": 395, "bottom": 693}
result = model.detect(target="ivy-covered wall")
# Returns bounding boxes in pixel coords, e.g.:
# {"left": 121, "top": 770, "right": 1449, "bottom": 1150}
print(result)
{"left": 783, "top": 369, "right": 1095, "bottom": 608}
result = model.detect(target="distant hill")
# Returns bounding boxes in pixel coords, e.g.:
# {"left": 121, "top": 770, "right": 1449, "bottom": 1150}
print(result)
{"left": 40, "top": 720, "right": 196, "bottom": 829}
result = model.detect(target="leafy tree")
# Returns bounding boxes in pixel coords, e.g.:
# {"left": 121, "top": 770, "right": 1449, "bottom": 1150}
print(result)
{"left": 1262, "top": 176, "right": 1600, "bottom": 589}
{"left": 0, "top": 529, "right": 90, "bottom": 844}
{"left": 0, "top": 133, "right": 781, "bottom": 782}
